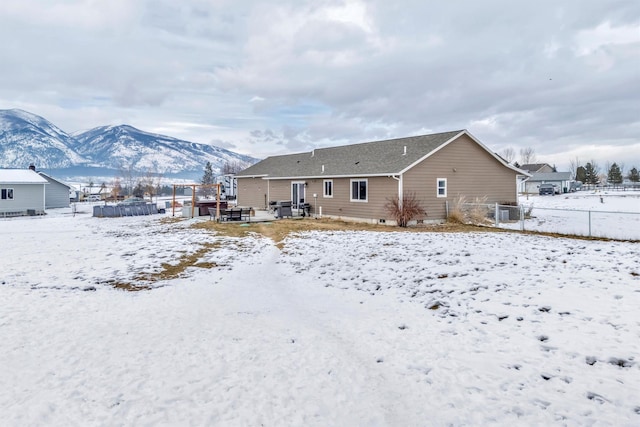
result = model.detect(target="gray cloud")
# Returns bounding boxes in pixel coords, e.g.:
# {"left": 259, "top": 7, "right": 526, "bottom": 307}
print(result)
{"left": 0, "top": 0, "right": 638, "bottom": 170}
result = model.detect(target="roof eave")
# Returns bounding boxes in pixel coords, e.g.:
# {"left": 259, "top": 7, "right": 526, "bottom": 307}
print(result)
{"left": 236, "top": 174, "right": 269, "bottom": 179}
{"left": 262, "top": 172, "right": 401, "bottom": 180}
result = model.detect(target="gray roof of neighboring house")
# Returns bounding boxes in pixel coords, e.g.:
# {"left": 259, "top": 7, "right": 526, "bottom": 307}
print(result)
{"left": 237, "top": 130, "right": 527, "bottom": 179}
{"left": 520, "top": 163, "right": 552, "bottom": 173}
{"left": 38, "top": 172, "right": 72, "bottom": 189}
{"left": 528, "top": 172, "right": 572, "bottom": 181}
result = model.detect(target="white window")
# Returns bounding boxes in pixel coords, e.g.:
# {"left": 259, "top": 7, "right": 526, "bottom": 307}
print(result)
{"left": 436, "top": 178, "right": 447, "bottom": 197}
{"left": 323, "top": 180, "right": 333, "bottom": 198}
{"left": 1, "top": 188, "right": 14, "bottom": 200}
{"left": 350, "top": 179, "right": 367, "bottom": 202}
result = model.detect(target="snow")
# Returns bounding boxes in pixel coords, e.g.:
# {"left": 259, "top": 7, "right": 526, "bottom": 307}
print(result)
{"left": 1, "top": 198, "right": 639, "bottom": 426}
{"left": 509, "top": 190, "right": 640, "bottom": 240}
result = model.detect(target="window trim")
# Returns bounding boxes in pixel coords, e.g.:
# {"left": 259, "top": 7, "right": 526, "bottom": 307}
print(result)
{"left": 1, "top": 188, "right": 14, "bottom": 200}
{"left": 323, "top": 179, "right": 333, "bottom": 198}
{"left": 436, "top": 178, "right": 447, "bottom": 198}
{"left": 350, "top": 179, "right": 368, "bottom": 202}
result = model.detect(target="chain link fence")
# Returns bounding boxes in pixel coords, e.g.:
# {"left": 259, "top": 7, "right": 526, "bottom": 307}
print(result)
{"left": 457, "top": 203, "right": 640, "bottom": 241}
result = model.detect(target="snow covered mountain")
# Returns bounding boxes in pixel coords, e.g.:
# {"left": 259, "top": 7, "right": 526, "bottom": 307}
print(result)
{"left": 0, "top": 109, "right": 257, "bottom": 179}
{"left": 72, "top": 124, "right": 255, "bottom": 175}
{"left": 0, "top": 109, "right": 89, "bottom": 169}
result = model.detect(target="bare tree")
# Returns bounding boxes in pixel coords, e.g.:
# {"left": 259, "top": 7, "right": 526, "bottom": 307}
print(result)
{"left": 221, "top": 160, "right": 245, "bottom": 175}
{"left": 118, "top": 162, "right": 137, "bottom": 196}
{"left": 569, "top": 157, "right": 581, "bottom": 180}
{"left": 111, "top": 178, "right": 122, "bottom": 200}
{"left": 501, "top": 147, "right": 516, "bottom": 163}
{"left": 143, "top": 161, "right": 164, "bottom": 202}
{"left": 519, "top": 147, "right": 537, "bottom": 165}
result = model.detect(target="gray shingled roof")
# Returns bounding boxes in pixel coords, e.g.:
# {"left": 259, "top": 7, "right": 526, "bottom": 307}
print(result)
{"left": 520, "top": 163, "right": 551, "bottom": 173}
{"left": 528, "top": 172, "right": 572, "bottom": 182}
{"left": 237, "top": 130, "right": 466, "bottom": 178}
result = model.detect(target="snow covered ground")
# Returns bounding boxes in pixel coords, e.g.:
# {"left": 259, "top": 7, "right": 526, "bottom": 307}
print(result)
{"left": 1, "top": 201, "right": 639, "bottom": 426}
{"left": 511, "top": 190, "right": 640, "bottom": 240}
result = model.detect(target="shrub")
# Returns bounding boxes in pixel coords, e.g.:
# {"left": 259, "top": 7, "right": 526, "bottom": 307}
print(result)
{"left": 468, "top": 196, "right": 491, "bottom": 224}
{"left": 447, "top": 195, "right": 491, "bottom": 225}
{"left": 385, "top": 192, "right": 426, "bottom": 227}
{"left": 447, "top": 195, "right": 467, "bottom": 224}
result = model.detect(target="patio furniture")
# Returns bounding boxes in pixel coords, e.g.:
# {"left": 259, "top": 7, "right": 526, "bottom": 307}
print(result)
{"left": 274, "top": 201, "right": 292, "bottom": 218}
{"left": 209, "top": 207, "right": 251, "bottom": 222}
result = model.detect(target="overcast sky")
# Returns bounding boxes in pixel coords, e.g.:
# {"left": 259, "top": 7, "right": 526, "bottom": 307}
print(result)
{"left": 1, "top": 0, "right": 638, "bottom": 170}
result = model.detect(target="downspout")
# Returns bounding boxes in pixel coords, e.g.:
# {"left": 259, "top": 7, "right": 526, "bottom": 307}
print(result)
{"left": 390, "top": 174, "right": 402, "bottom": 207}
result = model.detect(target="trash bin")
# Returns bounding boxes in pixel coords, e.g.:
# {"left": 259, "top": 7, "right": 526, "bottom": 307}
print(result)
{"left": 275, "top": 201, "right": 292, "bottom": 218}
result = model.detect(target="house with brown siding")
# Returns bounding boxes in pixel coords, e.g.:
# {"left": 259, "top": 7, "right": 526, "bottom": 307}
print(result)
{"left": 236, "top": 130, "right": 529, "bottom": 224}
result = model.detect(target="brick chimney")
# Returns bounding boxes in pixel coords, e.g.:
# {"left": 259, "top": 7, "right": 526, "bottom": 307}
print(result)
{"left": 28, "top": 163, "right": 36, "bottom": 171}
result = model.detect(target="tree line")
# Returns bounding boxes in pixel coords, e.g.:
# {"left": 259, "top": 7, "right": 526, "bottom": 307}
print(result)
{"left": 569, "top": 159, "right": 639, "bottom": 185}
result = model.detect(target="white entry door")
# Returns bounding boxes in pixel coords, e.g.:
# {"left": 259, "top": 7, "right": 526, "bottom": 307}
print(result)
{"left": 291, "top": 182, "right": 306, "bottom": 209}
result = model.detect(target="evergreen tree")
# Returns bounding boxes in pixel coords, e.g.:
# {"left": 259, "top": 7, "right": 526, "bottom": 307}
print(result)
{"left": 584, "top": 162, "right": 599, "bottom": 184}
{"left": 575, "top": 166, "right": 586, "bottom": 183}
{"left": 607, "top": 163, "right": 623, "bottom": 184}
{"left": 627, "top": 167, "right": 640, "bottom": 183}
{"left": 200, "top": 162, "right": 215, "bottom": 198}
{"left": 132, "top": 182, "right": 145, "bottom": 198}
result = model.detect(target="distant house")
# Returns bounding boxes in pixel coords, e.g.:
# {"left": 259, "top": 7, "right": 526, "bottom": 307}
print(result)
{"left": 0, "top": 169, "right": 48, "bottom": 217}
{"left": 236, "top": 130, "right": 530, "bottom": 224}
{"left": 523, "top": 171, "right": 573, "bottom": 194}
{"left": 38, "top": 172, "right": 71, "bottom": 208}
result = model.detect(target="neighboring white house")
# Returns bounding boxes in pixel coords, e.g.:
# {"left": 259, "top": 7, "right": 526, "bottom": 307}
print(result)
{"left": 0, "top": 169, "right": 48, "bottom": 217}
{"left": 38, "top": 172, "right": 71, "bottom": 209}
{"left": 523, "top": 172, "right": 573, "bottom": 194}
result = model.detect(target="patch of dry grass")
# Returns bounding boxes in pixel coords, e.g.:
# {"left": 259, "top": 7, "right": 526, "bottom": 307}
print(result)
{"left": 110, "top": 214, "right": 623, "bottom": 292}
{"left": 191, "top": 217, "right": 498, "bottom": 248}
{"left": 193, "top": 218, "right": 390, "bottom": 247}
{"left": 108, "top": 242, "right": 223, "bottom": 291}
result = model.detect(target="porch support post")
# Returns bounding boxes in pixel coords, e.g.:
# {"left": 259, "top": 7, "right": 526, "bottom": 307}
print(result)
{"left": 172, "top": 184, "right": 176, "bottom": 217}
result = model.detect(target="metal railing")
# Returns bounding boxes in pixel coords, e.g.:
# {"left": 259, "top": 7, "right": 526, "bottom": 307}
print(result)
{"left": 459, "top": 203, "right": 640, "bottom": 241}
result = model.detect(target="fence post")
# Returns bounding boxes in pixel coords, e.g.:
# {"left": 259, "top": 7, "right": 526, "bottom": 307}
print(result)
{"left": 588, "top": 210, "right": 591, "bottom": 237}
{"left": 495, "top": 203, "right": 499, "bottom": 227}
{"left": 520, "top": 205, "right": 524, "bottom": 231}
{"left": 445, "top": 200, "right": 449, "bottom": 218}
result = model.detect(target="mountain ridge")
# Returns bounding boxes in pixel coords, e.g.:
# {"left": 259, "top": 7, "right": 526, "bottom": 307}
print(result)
{"left": 0, "top": 109, "right": 257, "bottom": 180}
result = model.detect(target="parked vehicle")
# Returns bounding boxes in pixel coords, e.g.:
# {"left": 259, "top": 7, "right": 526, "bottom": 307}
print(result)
{"left": 539, "top": 183, "right": 556, "bottom": 195}
{"left": 569, "top": 181, "right": 582, "bottom": 192}
{"left": 86, "top": 195, "right": 102, "bottom": 202}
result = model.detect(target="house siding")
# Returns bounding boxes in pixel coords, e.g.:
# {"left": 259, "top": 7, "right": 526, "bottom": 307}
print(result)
{"left": 323, "top": 176, "right": 397, "bottom": 221}
{"left": 237, "top": 177, "right": 268, "bottom": 209}
{"left": 267, "top": 180, "right": 293, "bottom": 204}
{"left": 0, "top": 183, "right": 45, "bottom": 215}
{"left": 43, "top": 179, "right": 70, "bottom": 209}
{"left": 403, "top": 134, "right": 518, "bottom": 219}
{"left": 258, "top": 176, "right": 397, "bottom": 221}
{"left": 236, "top": 132, "right": 523, "bottom": 223}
